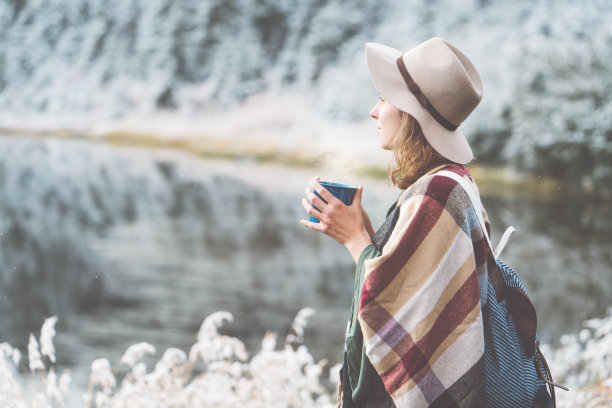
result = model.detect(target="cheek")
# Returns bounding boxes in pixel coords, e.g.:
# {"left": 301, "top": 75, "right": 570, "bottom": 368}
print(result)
{"left": 386, "top": 111, "right": 402, "bottom": 137}
{"left": 381, "top": 104, "right": 401, "bottom": 122}
{"left": 393, "top": 113, "right": 402, "bottom": 132}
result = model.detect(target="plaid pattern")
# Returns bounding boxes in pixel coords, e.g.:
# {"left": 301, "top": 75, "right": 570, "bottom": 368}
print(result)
{"left": 358, "top": 165, "right": 488, "bottom": 407}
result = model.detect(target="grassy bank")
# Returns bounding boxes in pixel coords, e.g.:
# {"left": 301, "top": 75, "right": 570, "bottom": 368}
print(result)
{"left": 0, "top": 127, "right": 605, "bottom": 203}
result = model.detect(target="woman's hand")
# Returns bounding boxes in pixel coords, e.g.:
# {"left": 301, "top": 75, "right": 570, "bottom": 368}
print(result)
{"left": 300, "top": 177, "right": 373, "bottom": 263}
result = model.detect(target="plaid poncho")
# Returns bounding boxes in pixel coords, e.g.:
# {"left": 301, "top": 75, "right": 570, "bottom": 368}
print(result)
{"left": 358, "top": 165, "right": 489, "bottom": 407}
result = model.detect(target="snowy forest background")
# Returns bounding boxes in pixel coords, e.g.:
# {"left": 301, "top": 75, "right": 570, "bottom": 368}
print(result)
{"left": 1, "top": 0, "right": 612, "bottom": 405}
{"left": 1, "top": 0, "right": 611, "bottom": 192}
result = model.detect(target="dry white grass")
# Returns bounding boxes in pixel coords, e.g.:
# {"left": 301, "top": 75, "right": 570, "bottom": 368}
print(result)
{"left": 1, "top": 308, "right": 611, "bottom": 407}
{"left": 0, "top": 310, "right": 337, "bottom": 408}
{"left": 545, "top": 308, "right": 612, "bottom": 407}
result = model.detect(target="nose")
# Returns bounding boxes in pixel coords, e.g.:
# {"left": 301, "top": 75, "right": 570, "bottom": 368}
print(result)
{"left": 369, "top": 103, "right": 378, "bottom": 120}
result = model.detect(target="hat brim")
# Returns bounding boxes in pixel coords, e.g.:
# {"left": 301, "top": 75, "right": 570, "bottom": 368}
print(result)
{"left": 365, "top": 42, "right": 474, "bottom": 164}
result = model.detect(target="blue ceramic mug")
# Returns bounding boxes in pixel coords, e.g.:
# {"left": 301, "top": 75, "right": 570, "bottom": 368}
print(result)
{"left": 309, "top": 181, "right": 358, "bottom": 223}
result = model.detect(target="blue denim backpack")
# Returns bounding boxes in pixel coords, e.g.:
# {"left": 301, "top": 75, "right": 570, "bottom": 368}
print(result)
{"left": 438, "top": 171, "right": 568, "bottom": 408}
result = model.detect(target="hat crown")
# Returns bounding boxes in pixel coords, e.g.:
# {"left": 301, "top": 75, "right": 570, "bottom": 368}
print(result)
{"left": 402, "top": 38, "right": 483, "bottom": 126}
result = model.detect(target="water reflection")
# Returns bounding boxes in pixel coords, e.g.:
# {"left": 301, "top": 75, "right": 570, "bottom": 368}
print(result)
{"left": 0, "top": 136, "right": 610, "bottom": 390}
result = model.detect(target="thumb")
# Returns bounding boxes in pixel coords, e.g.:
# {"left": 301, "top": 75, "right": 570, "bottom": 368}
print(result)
{"left": 353, "top": 185, "right": 364, "bottom": 206}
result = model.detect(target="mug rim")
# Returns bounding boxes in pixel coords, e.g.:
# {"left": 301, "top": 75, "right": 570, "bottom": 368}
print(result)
{"left": 318, "top": 180, "right": 357, "bottom": 190}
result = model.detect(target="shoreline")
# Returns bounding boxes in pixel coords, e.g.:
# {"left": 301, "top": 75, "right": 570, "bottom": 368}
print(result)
{"left": 0, "top": 127, "right": 607, "bottom": 204}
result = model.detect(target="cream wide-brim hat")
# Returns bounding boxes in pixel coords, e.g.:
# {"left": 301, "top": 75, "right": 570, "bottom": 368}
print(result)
{"left": 366, "top": 38, "right": 483, "bottom": 164}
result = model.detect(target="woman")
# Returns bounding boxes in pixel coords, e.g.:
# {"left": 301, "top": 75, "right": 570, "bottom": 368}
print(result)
{"left": 300, "top": 38, "right": 554, "bottom": 408}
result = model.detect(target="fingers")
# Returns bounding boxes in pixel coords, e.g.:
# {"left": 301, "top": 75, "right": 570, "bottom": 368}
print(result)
{"left": 299, "top": 194, "right": 327, "bottom": 231}
{"left": 308, "top": 178, "right": 335, "bottom": 204}
{"left": 304, "top": 187, "right": 327, "bottom": 210}
{"left": 299, "top": 218, "right": 327, "bottom": 232}
{"left": 301, "top": 197, "right": 324, "bottom": 221}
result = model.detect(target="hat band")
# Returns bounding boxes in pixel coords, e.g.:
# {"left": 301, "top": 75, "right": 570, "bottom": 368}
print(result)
{"left": 396, "top": 56, "right": 459, "bottom": 131}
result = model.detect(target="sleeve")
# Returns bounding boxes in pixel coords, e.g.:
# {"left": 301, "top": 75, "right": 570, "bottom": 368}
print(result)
{"left": 345, "top": 244, "right": 383, "bottom": 402}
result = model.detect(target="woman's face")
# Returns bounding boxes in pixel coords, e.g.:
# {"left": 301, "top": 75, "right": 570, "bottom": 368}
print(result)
{"left": 369, "top": 97, "right": 402, "bottom": 150}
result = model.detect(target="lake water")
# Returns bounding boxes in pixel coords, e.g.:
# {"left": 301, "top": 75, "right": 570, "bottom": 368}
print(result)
{"left": 0, "top": 136, "right": 610, "bottom": 391}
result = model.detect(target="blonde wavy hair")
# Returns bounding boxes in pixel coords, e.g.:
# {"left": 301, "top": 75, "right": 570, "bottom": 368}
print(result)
{"left": 389, "top": 112, "right": 454, "bottom": 190}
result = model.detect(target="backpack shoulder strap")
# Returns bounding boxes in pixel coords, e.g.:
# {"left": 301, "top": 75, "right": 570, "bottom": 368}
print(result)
{"left": 436, "top": 170, "right": 515, "bottom": 259}
{"left": 436, "top": 170, "right": 513, "bottom": 302}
